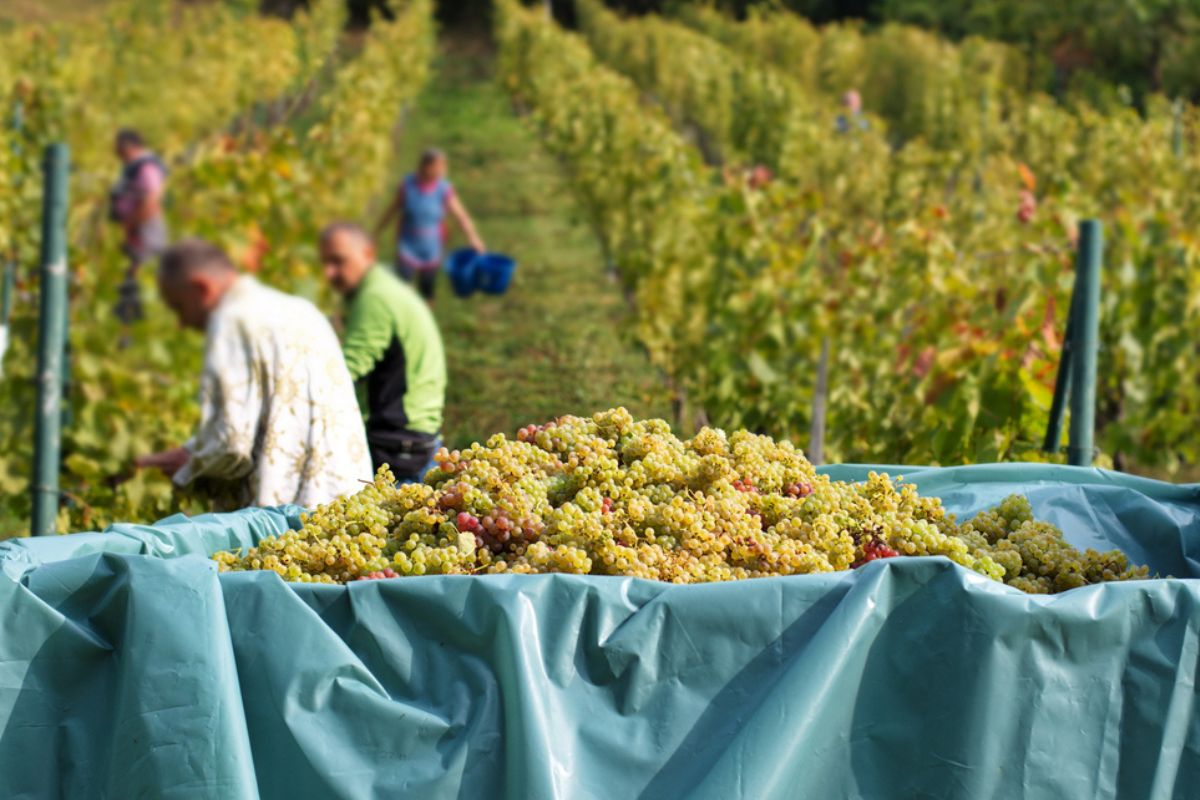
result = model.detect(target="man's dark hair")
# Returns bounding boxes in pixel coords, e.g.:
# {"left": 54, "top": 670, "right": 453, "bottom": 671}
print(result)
{"left": 159, "top": 238, "right": 235, "bottom": 285}
{"left": 419, "top": 148, "right": 445, "bottom": 169}
{"left": 115, "top": 128, "right": 145, "bottom": 149}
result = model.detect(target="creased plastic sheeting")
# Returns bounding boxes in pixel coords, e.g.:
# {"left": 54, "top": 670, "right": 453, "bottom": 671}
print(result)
{"left": 0, "top": 504, "right": 303, "bottom": 581}
{"left": 823, "top": 463, "right": 1200, "bottom": 579}
{"left": 0, "top": 465, "right": 1198, "bottom": 799}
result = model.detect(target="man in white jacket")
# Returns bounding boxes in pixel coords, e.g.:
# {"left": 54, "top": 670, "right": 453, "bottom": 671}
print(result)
{"left": 136, "top": 238, "right": 372, "bottom": 510}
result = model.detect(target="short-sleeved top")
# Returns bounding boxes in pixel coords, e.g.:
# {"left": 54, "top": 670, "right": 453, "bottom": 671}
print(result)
{"left": 398, "top": 174, "right": 454, "bottom": 268}
{"left": 342, "top": 265, "right": 446, "bottom": 438}
{"left": 835, "top": 113, "right": 870, "bottom": 134}
{"left": 113, "top": 155, "right": 167, "bottom": 222}
{"left": 113, "top": 155, "right": 169, "bottom": 254}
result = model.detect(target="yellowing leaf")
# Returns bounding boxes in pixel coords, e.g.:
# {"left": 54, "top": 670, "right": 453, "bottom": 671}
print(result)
{"left": 1017, "top": 162, "right": 1037, "bottom": 191}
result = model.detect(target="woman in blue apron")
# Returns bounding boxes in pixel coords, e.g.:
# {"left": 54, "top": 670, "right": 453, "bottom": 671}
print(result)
{"left": 375, "top": 148, "right": 486, "bottom": 301}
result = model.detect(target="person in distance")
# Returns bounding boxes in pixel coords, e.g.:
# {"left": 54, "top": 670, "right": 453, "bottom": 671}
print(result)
{"left": 109, "top": 128, "right": 169, "bottom": 341}
{"left": 135, "top": 239, "right": 372, "bottom": 510}
{"left": 373, "top": 147, "right": 485, "bottom": 303}
{"left": 836, "top": 89, "right": 870, "bottom": 134}
{"left": 320, "top": 222, "right": 447, "bottom": 483}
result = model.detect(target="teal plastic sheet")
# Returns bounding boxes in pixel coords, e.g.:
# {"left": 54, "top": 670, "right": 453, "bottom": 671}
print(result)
{"left": 1, "top": 464, "right": 1198, "bottom": 798}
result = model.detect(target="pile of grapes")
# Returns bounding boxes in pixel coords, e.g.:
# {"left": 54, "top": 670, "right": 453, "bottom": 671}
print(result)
{"left": 211, "top": 408, "right": 1150, "bottom": 593}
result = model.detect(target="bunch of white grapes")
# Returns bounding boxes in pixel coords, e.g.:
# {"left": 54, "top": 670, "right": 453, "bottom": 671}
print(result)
{"left": 212, "top": 408, "right": 1150, "bottom": 592}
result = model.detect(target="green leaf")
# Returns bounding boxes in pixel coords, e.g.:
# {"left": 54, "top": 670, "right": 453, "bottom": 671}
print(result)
{"left": 64, "top": 454, "right": 103, "bottom": 483}
{"left": 746, "top": 351, "right": 778, "bottom": 385}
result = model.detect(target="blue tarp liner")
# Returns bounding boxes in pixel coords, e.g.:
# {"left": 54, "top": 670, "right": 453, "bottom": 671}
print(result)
{"left": 1, "top": 463, "right": 1198, "bottom": 798}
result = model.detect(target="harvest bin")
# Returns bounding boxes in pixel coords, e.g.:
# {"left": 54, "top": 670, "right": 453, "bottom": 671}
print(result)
{"left": 1, "top": 464, "right": 1198, "bottom": 799}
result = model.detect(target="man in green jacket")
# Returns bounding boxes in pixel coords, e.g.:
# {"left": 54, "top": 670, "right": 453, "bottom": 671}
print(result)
{"left": 319, "top": 222, "right": 447, "bottom": 482}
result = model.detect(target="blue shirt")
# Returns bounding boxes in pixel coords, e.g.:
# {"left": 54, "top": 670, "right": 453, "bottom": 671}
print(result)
{"left": 398, "top": 175, "right": 453, "bottom": 267}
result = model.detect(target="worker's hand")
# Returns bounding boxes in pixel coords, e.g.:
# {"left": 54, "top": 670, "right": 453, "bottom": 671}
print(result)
{"left": 135, "top": 446, "right": 190, "bottom": 478}
{"left": 471, "top": 238, "right": 486, "bottom": 254}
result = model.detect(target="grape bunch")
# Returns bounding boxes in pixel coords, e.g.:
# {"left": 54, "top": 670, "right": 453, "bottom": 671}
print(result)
{"left": 211, "top": 408, "right": 1151, "bottom": 592}
{"left": 357, "top": 569, "right": 399, "bottom": 581}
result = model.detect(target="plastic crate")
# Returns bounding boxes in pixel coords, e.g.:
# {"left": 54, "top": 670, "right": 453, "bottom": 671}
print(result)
{"left": 476, "top": 253, "right": 517, "bottom": 295}
{"left": 445, "top": 249, "right": 478, "bottom": 297}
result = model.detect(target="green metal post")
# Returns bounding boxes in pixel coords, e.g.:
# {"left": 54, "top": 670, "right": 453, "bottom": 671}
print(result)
{"left": 1, "top": 260, "right": 13, "bottom": 322}
{"left": 1, "top": 100, "right": 24, "bottom": 376}
{"left": 0, "top": 259, "right": 13, "bottom": 377}
{"left": 1, "top": 102, "right": 15, "bottom": 331}
{"left": 7, "top": 99, "right": 23, "bottom": 309}
{"left": 809, "top": 337, "right": 829, "bottom": 465}
{"left": 972, "top": 88, "right": 989, "bottom": 195}
{"left": 1042, "top": 290, "right": 1075, "bottom": 454}
{"left": 1066, "top": 220, "right": 1102, "bottom": 467}
{"left": 32, "top": 143, "right": 70, "bottom": 536}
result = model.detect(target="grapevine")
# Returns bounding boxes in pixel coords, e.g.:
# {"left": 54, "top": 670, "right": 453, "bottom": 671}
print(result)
{"left": 213, "top": 409, "right": 1150, "bottom": 593}
{"left": 0, "top": 0, "right": 434, "bottom": 534}
{"left": 504, "top": 0, "right": 1200, "bottom": 472}
{"left": 0, "top": 0, "right": 1195, "bottom": 536}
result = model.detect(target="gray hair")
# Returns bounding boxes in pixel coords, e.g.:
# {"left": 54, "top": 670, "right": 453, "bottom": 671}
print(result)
{"left": 158, "top": 238, "right": 235, "bottom": 285}
{"left": 318, "top": 221, "right": 373, "bottom": 249}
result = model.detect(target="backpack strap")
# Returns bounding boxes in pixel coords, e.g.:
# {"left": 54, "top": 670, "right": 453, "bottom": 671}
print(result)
{"left": 124, "top": 153, "right": 168, "bottom": 182}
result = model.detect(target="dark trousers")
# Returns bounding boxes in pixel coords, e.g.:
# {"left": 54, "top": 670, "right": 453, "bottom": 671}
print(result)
{"left": 396, "top": 262, "right": 437, "bottom": 300}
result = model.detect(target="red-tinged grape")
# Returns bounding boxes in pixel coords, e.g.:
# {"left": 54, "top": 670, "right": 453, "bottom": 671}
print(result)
{"left": 852, "top": 537, "right": 901, "bottom": 567}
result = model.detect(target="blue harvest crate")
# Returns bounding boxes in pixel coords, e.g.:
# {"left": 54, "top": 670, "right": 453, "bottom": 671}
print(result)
{"left": 445, "top": 249, "right": 478, "bottom": 297}
{"left": 475, "top": 253, "right": 516, "bottom": 294}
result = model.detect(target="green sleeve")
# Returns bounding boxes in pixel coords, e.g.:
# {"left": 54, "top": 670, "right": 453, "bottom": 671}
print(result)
{"left": 342, "top": 291, "right": 393, "bottom": 381}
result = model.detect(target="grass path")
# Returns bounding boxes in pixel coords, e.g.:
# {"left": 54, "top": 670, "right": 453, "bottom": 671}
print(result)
{"left": 387, "top": 36, "right": 672, "bottom": 448}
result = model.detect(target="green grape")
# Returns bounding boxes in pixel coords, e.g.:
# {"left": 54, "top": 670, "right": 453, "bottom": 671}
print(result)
{"left": 210, "top": 409, "right": 1152, "bottom": 593}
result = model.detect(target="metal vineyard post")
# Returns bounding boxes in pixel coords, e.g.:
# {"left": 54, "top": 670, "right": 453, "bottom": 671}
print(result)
{"left": 809, "top": 337, "right": 829, "bottom": 465}
{"left": 32, "top": 143, "right": 69, "bottom": 536}
{"left": 1066, "top": 220, "right": 1102, "bottom": 467}
{"left": 1043, "top": 219, "right": 1103, "bottom": 467}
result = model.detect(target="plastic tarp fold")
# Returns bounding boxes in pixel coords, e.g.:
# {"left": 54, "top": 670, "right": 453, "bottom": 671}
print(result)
{"left": 1, "top": 464, "right": 1198, "bottom": 799}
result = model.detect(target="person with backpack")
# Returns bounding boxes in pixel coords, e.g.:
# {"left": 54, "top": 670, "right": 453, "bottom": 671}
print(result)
{"left": 373, "top": 148, "right": 485, "bottom": 302}
{"left": 110, "top": 128, "right": 168, "bottom": 330}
